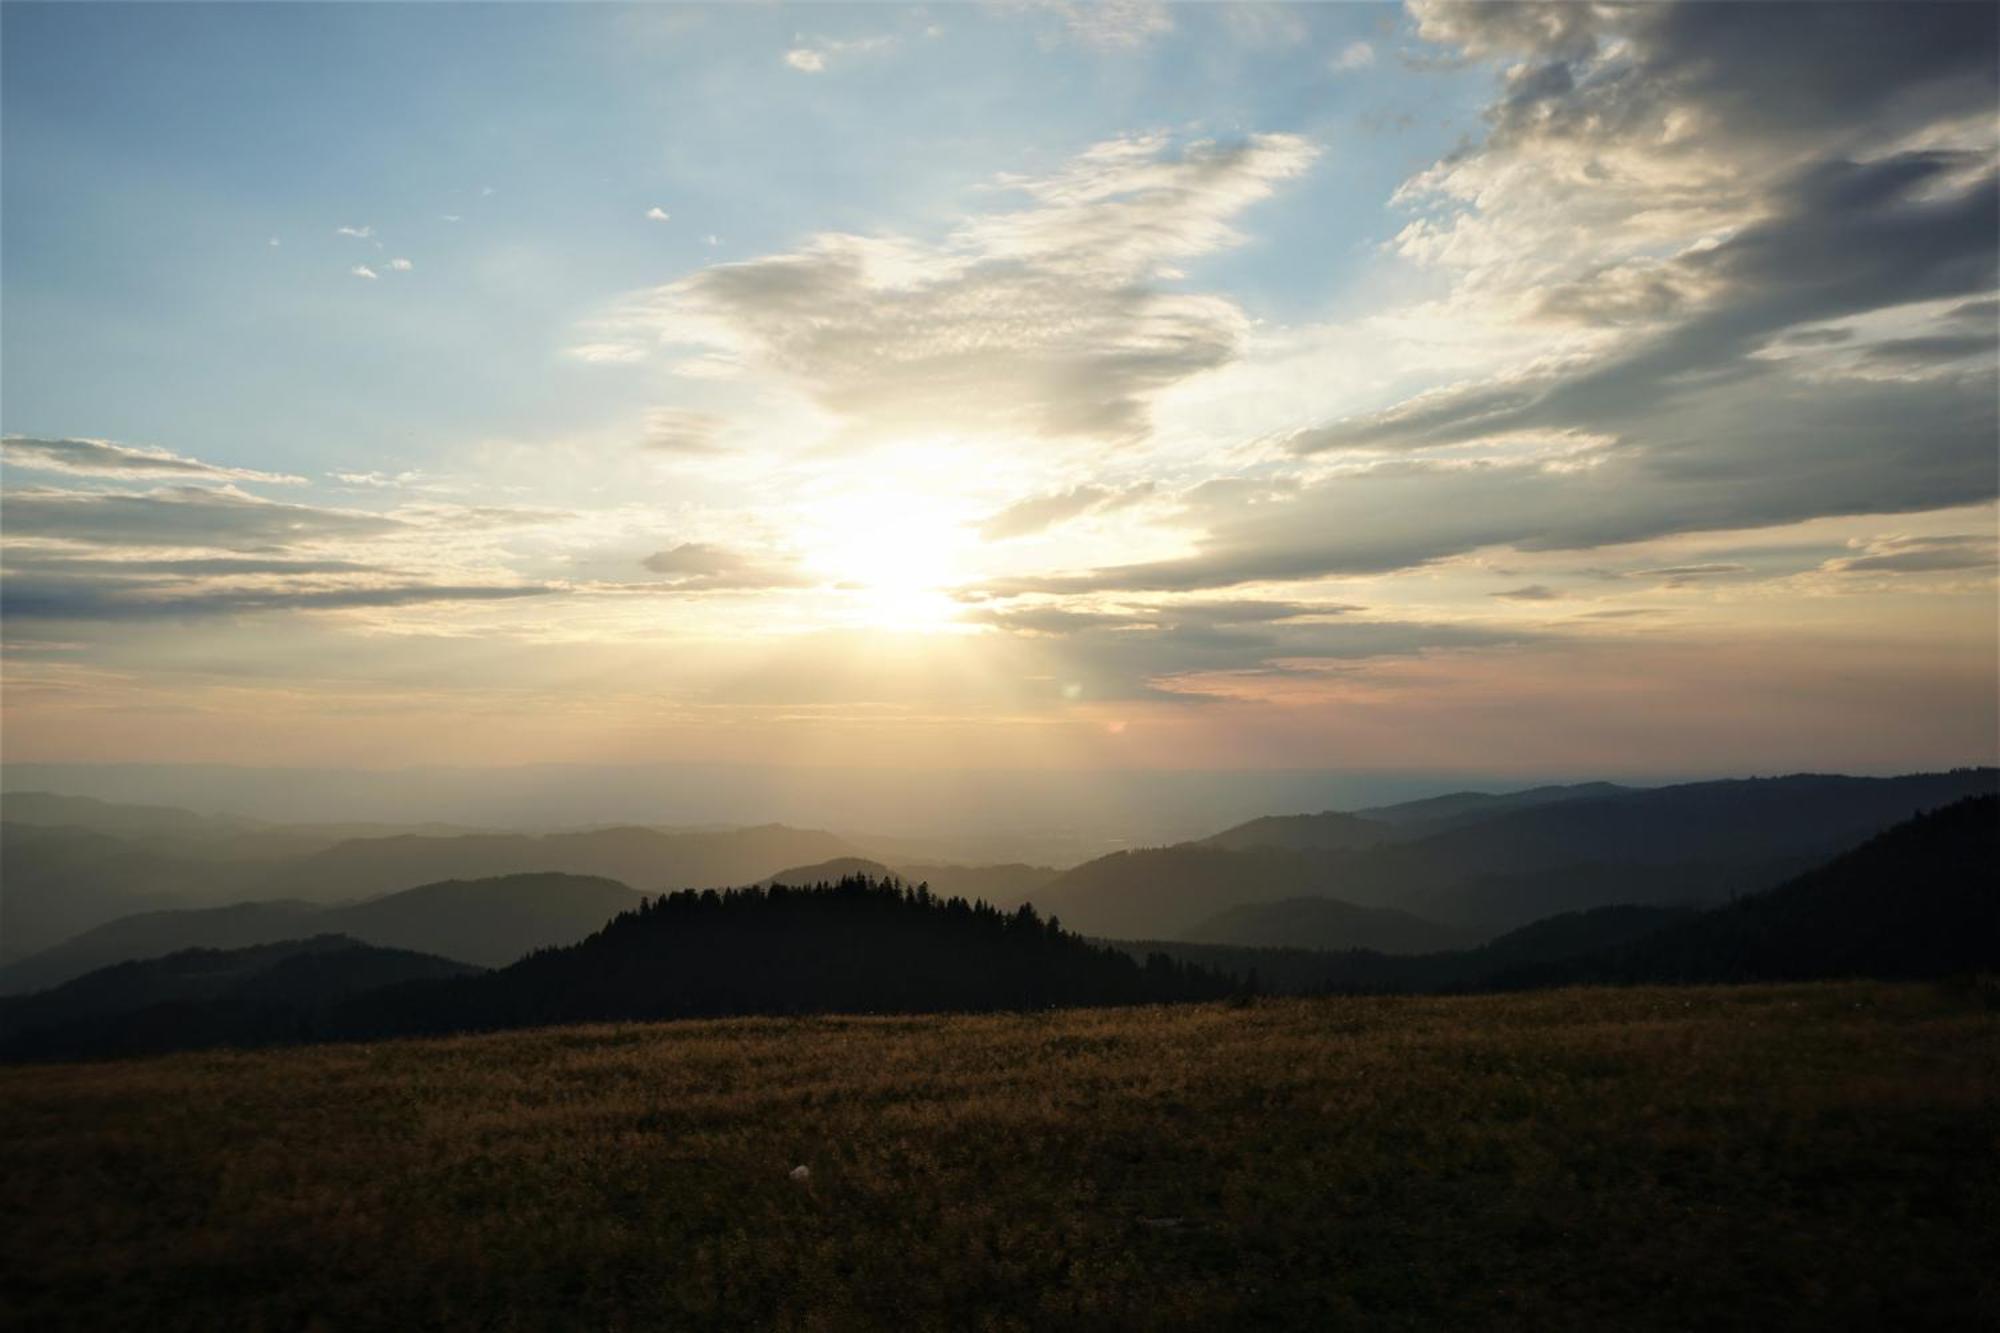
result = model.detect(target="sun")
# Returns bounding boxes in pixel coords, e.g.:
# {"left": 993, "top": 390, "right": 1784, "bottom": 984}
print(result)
{"left": 798, "top": 477, "right": 980, "bottom": 632}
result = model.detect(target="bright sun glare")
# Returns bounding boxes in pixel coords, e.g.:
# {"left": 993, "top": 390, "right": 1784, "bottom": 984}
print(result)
{"left": 800, "top": 477, "right": 980, "bottom": 632}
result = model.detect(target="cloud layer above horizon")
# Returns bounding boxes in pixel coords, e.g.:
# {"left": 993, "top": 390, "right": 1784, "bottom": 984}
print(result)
{"left": 2, "top": 1, "right": 1994, "bottom": 774}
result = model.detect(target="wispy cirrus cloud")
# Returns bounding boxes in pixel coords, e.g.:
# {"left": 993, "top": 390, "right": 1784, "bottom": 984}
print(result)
{"left": 639, "top": 542, "right": 811, "bottom": 591}
{"left": 0, "top": 484, "right": 406, "bottom": 551}
{"left": 1017, "top": 0, "right": 1173, "bottom": 51}
{"left": 1, "top": 436, "right": 306, "bottom": 485}
{"left": 978, "top": 482, "right": 1153, "bottom": 540}
{"left": 783, "top": 32, "right": 896, "bottom": 74}
{"left": 579, "top": 132, "right": 1317, "bottom": 443}
{"left": 1, "top": 575, "right": 555, "bottom": 621}
{"left": 1823, "top": 533, "right": 1998, "bottom": 576}
{"left": 641, "top": 409, "right": 726, "bottom": 455}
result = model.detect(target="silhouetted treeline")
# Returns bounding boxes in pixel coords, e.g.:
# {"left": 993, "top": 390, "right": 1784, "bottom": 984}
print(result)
{"left": 2, "top": 878, "right": 1234, "bottom": 1060}
{"left": 353, "top": 877, "right": 1232, "bottom": 1037}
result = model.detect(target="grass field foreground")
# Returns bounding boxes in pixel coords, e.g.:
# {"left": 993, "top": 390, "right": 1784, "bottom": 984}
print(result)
{"left": 2, "top": 982, "right": 1995, "bottom": 1330}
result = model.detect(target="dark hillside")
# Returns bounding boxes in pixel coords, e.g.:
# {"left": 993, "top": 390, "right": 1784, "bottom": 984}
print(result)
{"left": 1180, "top": 895, "right": 1480, "bottom": 953}
{"left": 1034, "top": 769, "right": 1997, "bottom": 936}
{"left": 1, "top": 873, "right": 644, "bottom": 994}
{"left": 350, "top": 877, "right": 1231, "bottom": 1039}
{"left": 0, "top": 936, "right": 478, "bottom": 1060}
{"left": 0, "top": 825, "right": 279, "bottom": 962}
{"left": 1113, "top": 905, "right": 1696, "bottom": 995}
{"left": 1355, "top": 782, "right": 1632, "bottom": 833}
{"left": 1539, "top": 795, "right": 1999, "bottom": 986}
{"left": 1199, "top": 810, "right": 1389, "bottom": 852}
{"left": 327, "top": 873, "right": 644, "bottom": 967}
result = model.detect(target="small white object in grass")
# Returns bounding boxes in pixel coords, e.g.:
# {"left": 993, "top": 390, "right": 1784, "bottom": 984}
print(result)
{"left": 789, "top": 1165, "right": 811, "bottom": 1183}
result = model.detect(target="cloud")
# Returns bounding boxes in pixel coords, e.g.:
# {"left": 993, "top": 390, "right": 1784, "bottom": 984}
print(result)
{"left": 1630, "top": 564, "right": 1751, "bottom": 587}
{"left": 981, "top": 487, "right": 1109, "bottom": 541}
{"left": 958, "top": 1, "right": 1994, "bottom": 594}
{"left": 1823, "top": 533, "right": 1998, "bottom": 576}
{"left": 784, "top": 33, "right": 896, "bottom": 73}
{"left": 977, "top": 481, "right": 1153, "bottom": 540}
{"left": 645, "top": 207, "right": 671, "bottom": 222}
{"left": 641, "top": 409, "right": 726, "bottom": 455}
{"left": 1220, "top": 4, "right": 1309, "bottom": 50}
{"left": 351, "top": 265, "right": 379, "bottom": 280}
{"left": 0, "top": 485, "right": 406, "bottom": 551}
{"left": 639, "top": 542, "right": 810, "bottom": 590}
{"left": 1492, "top": 584, "right": 1559, "bottom": 601}
{"left": 1019, "top": 0, "right": 1173, "bottom": 50}
{"left": 335, "top": 225, "right": 374, "bottom": 240}
{"left": 955, "top": 598, "right": 1523, "bottom": 701}
{"left": 2, "top": 576, "right": 554, "bottom": 621}
{"left": 1856, "top": 332, "right": 1998, "bottom": 368}
{"left": 10, "top": 554, "right": 384, "bottom": 578}
{"left": 1332, "top": 40, "right": 1375, "bottom": 70}
{"left": 388, "top": 257, "right": 414, "bottom": 272}
{"left": 569, "top": 343, "right": 648, "bottom": 365}
{"left": 1, "top": 436, "right": 306, "bottom": 485}
{"left": 1300, "top": 152, "right": 1998, "bottom": 456}
{"left": 330, "top": 470, "right": 426, "bottom": 489}
{"left": 581, "top": 133, "right": 1316, "bottom": 442}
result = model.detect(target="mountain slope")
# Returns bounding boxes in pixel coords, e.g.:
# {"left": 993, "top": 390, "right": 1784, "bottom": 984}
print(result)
{"left": 1180, "top": 896, "right": 1482, "bottom": 953}
{"left": 1119, "top": 800, "right": 1995, "bottom": 994}
{"left": 893, "top": 862, "right": 1061, "bottom": 907}
{"left": 4, "top": 878, "right": 1235, "bottom": 1059}
{"left": 1033, "top": 769, "right": 1998, "bottom": 938}
{"left": 1542, "top": 795, "right": 1999, "bottom": 985}
{"left": 0, "top": 824, "right": 284, "bottom": 963}
{"left": 1355, "top": 783, "right": 1633, "bottom": 834}
{"left": 334, "top": 877, "right": 1233, "bottom": 1040}
{"left": 0, "top": 936, "right": 480, "bottom": 1061}
{"left": 0, "top": 791, "right": 243, "bottom": 835}
{"left": 761, "top": 857, "right": 896, "bottom": 886}
{"left": 270, "top": 824, "right": 861, "bottom": 900}
{"left": 0, "top": 873, "right": 644, "bottom": 994}
{"left": 1199, "top": 811, "right": 1390, "bottom": 853}
{"left": 1110, "top": 905, "right": 1698, "bottom": 995}
{"left": 327, "top": 873, "right": 646, "bottom": 967}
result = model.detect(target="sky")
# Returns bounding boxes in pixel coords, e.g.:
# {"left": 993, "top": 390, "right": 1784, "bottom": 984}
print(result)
{"left": 2, "top": 1, "right": 1996, "bottom": 781}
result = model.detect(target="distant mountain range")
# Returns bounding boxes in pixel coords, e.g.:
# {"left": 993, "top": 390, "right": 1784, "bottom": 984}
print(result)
{"left": 4, "top": 769, "right": 1990, "bottom": 996}
{"left": 0, "top": 811, "right": 862, "bottom": 962}
{"left": 0, "top": 874, "right": 643, "bottom": 994}
{"left": 1028, "top": 770, "right": 1998, "bottom": 939}
{"left": 0, "top": 881, "right": 1231, "bottom": 1061}
{"left": 1114, "top": 795, "right": 1997, "bottom": 994}
{"left": 3, "top": 797, "right": 1990, "bottom": 1063}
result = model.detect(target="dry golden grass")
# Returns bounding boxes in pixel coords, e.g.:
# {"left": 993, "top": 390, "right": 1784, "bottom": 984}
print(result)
{"left": 2, "top": 982, "right": 1995, "bottom": 1330}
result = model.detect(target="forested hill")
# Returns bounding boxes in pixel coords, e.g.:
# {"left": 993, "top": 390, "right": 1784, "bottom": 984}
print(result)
{"left": 348, "top": 877, "right": 1231, "bottom": 1038}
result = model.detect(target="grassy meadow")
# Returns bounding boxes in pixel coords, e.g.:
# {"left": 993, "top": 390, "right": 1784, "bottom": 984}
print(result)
{"left": 3, "top": 982, "right": 1995, "bottom": 1331}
